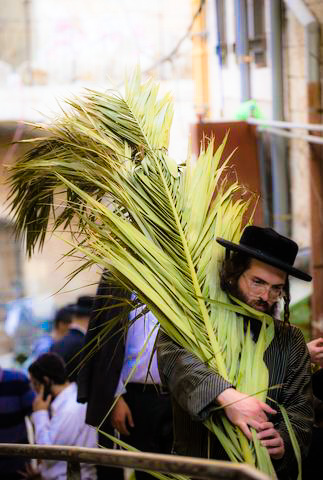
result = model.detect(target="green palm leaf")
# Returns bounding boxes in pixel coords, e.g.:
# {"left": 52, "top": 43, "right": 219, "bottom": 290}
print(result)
{"left": 7, "top": 69, "right": 300, "bottom": 478}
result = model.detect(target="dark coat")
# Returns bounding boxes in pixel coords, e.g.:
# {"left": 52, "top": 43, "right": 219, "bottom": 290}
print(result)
{"left": 312, "top": 368, "right": 323, "bottom": 401}
{"left": 157, "top": 317, "right": 313, "bottom": 480}
{"left": 50, "top": 328, "right": 85, "bottom": 382}
{"left": 77, "top": 275, "right": 130, "bottom": 427}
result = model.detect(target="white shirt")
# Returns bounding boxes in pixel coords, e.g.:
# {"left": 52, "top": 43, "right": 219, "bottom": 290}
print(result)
{"left": 115, "top": 307, "right": 161, "bottom": 396}
{"left": 32, "top": 383, "right": 97, "bottom": 480}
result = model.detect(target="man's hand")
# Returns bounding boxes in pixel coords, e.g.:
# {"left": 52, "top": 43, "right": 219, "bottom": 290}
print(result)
{"left": 257, "top": 422, "right": 285, "bottom": 459}
{"left": 111, "top": 396, "right": 134, "bottom": 436}
{"left": 32, "top": 384, "right": 51, "bottom": 412}
{"left": 307, "top": 337, "right": 323, "bottom": 366}
{"left": 217, "top": 388, "right": 277, "bottom": 439}
{"left": 20, "top": 463, "right": 42, "bottom": 479}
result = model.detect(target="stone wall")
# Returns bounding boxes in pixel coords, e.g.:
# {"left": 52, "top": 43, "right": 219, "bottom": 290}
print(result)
{"left": 283, "top": 1, "right": 320, "bottom": 248}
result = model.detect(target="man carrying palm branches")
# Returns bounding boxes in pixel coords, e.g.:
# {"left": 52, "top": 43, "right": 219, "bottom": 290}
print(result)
{"left": 6, "top": 70, "right": 313, "bottom": 478}
{"left": 157, "top": 226, "right": 313, "bottom": 480}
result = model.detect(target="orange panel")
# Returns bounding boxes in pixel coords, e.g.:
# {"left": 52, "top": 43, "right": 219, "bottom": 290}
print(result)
{"left": 190, "top": 121, "right": 263, "bottom": 225}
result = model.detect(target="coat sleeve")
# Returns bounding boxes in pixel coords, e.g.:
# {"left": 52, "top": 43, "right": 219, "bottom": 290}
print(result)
{"left": 157, "top": 329, "right": 233, "bottom": 421}
{"left": 273, "top": 326, "right": 314, "bottom": 478}
{"left": 77, "top": 271, "right": 129, "bottom": 404}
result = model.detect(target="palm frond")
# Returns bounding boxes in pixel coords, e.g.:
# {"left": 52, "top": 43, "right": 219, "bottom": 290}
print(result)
{"left": 7, "top": 68, "right": 298, "bottom": 477}
{"left": 7, "top": 67, "right": 173, "bottom": 255}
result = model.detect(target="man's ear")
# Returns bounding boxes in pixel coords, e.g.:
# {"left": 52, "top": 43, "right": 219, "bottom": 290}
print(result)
{"left": 43, "top": 375, "right": 51, "bottom": 385}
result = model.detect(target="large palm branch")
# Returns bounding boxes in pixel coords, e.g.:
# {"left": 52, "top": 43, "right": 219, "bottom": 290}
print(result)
{"left": 7, "top": 69, "right": 299, "bottom": 478}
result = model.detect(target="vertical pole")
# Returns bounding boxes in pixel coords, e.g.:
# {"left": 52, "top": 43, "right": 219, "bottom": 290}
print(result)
{"left": 235, "top": 0, "right": 251, "bottom": 101}
{"left": 257, "top": 133, "right": 271, "bottom": 226}
{"left": 269, "top": 0, "right": 289, "bottom": 236}
{"left": 67, "top": 461, "right": 81, "bottom": 480}
{"left": 192, "top": 0, "right": 210, "bottom": 120}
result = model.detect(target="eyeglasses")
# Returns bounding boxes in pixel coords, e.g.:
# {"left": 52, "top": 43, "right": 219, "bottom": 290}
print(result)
{"left": 242, "top": 273, "right": 285, "bottom": 300}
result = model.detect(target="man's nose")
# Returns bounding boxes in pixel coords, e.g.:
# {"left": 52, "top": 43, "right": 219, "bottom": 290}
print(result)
{"left": 259, "top": 288, "right": 270, "bottom": 302}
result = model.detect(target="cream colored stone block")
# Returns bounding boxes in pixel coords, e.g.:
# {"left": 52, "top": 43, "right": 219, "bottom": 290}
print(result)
{"left": 288, "top": 77, "right": 308, "bottom": 113}
{"left": 285, "top": 12, "right": 305, "bottom": 48}
{"left": 286, "top": 46, "right": 306, "bottom": 78}
{"left": 289, "top": 110, "right": 309, "bottom": 124}
{"left": 289, "top": 139, "right": 311, "bottom": 247}
{"left": 309, "top": 2, "right": 323, "bottom": 21}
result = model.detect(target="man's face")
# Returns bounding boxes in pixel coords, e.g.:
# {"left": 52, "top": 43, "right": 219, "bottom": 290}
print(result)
{"left": 29, "top": 373, "right": 42, "bottom": 394}
{"left": 56, "top": 321, "right": 70, "bottom": 339}
{"left": 236, "top": 258, "right": 287, "bottom": 314}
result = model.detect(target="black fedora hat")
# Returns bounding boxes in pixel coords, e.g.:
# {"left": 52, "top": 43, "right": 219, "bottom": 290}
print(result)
{"left": 69, "top": 295, "right": 94, "bottom": 316}
{"left": 216, "top": 226, "right": 312, "bottom": 282}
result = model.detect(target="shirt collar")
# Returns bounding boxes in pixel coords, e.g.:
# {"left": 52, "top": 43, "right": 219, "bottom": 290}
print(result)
{"left": 51, "top": 383, "right": 76, "bottom": 414}
{"left": 69, "top": 323, "right": 87, "bottom": 334}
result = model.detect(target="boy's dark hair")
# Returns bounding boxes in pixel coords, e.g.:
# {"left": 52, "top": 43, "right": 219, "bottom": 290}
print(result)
{"left": 28, "top": 353, "right": 67, "bottom": 385}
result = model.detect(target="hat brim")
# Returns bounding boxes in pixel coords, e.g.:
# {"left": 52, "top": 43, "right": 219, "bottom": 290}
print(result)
{"left": 68, "top": 305, "right": 92, "bottom": 316}
{"left": 216, "top": 237, "right": 312, "bottom": 282}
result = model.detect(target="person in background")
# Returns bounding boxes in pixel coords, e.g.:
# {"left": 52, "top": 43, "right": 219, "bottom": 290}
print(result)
{"left": 51, "top": 296, "right": 94, "bottom": 382}
{"left": 307, "top": 337, "right": 323, "bottom": 367}
{"left": 110, "top": 304, "right": 173, "bottom": 480}
{"left": 0, "top": 366, "right": 35, "bottom": 479}
{"left": 77, "top": 274, "right": 173, "bottom": 480}
{"left": 31, "top": 305, "right": 73, "bottom": 358}
{"left": 28, "top": 353, "right": 97, "bottom": 480}
{"left": 303, "top": 337, "right": 323, "bottom": 479}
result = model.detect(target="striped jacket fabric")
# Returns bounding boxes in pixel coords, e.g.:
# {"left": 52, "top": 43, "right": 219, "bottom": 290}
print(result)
{"left": 157, "top": 317, "right": 313, "bottom": 480}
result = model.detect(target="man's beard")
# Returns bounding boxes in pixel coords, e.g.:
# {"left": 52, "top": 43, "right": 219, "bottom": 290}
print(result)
{"left": 228, "top": 283, "right": 278, "bottom": 317}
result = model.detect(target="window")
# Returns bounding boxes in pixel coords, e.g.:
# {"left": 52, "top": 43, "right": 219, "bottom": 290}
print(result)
{"left": 231, "top": 0, "right": 267, "bottom": 67}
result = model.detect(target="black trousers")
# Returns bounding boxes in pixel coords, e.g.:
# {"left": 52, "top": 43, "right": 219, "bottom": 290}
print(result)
{"left": 302, "top": 426, "right": 323, "bottom": 479}
{"left": 121, "top": 383, "right": 173, "bottom": 480}
{"left": 97, "top": 420, "right": 124, "bottom": 480}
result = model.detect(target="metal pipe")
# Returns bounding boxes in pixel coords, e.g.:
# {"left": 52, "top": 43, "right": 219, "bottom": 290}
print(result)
{"left": 269, "top": 0, "right": 289, "bottom": 236}
{"left": 214, "top": 0, "right": 225, "bottom": 116}
{"left": 284, "top": 0, "right": 319, "bottom": 82}
{"left": 256, "top": 126, "right": 323, "bottom": 146}
{"left": 256, "top": 134, "right": 271, "bottom": 225}
{"left": 283, "top": 0, "right": 317, "bottom": 26}
{"left": 248, "top": 117, "right": 323, "bottom": 132}
{"left": 235, "top": 0, "right": 251, "bottom": 101}
{"left": 0, "top": 444, "right": 270, "bottom": 480}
